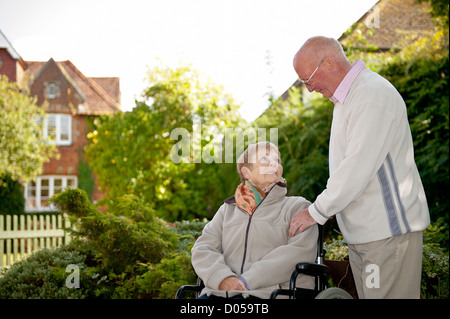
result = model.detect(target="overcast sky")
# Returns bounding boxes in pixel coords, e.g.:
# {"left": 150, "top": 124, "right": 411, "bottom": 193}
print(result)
{"left": 0, "top": 0, "right": 378, "bottom": 121}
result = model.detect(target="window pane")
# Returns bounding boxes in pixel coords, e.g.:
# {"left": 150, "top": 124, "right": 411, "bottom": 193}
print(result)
{"left": 25, "top": 181, "right": 37, "bottom": 211}
{"left": 40, "top": 199, "right": 48, "bottom": 208}
{"left": 28, "top": 188, "right": 36, "bottom": 197}
{"left": 27, "top": 198, "right": 37, "bottom": 209}
{"left": 54, "top": 178, "right": 63, "bottom": 194}
{"left": 49, "top": 83, "right": 56, "bottom": 99}
{"left": 54, "top": 179, "right": 62, "bottom": 187}
{"left": 67, "top": 179, "right": 75, "bottom": 187}
{"left": 47, "top": 116, "right": 56, "bottom": 139}
{"left": 60, "top": 116, "right": 70, "bottom": 142}
{"left": 27, "top": 182, "right": 36, "bottom": 198}
{"left": 41, "top": 179, "right": 49, "bottom": 187}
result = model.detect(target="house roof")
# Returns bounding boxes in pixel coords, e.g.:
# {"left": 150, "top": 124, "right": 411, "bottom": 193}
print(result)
{"left": 278, "top": 0, "right": 435, "bottom": 102}
{"left": 90, "top": 77, "right": 120, "bottom": 105}
{"left": 0, "top": 29, "right": 27, "bottom": 69}
{"left": 339, "top": 0, "right": 436, "bottom": 51}
{"left": 26, "top": 59, "right": 121, "bottom": 115}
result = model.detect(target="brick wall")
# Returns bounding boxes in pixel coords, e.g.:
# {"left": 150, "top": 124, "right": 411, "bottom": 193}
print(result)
{"left": 0, "top": 48, "right": 18, "bottom": 81}
{"left": 0, "top": 48, "right": 27, "bottom": 85}
{"left": 41, "top": 114, "right": 105, "bottom": 203}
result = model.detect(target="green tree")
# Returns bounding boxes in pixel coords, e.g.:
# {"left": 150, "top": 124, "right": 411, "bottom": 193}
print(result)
{"left": 255, "top": 89, "right": 332, "bottom": 202}
{"left": 379, "top": 28, "right": 449, "bottom": 229}
{"left": 85, "top": 63, "right": 243, "bottom": 221}
{"left": 419, "top": 0, "right": 449, "bottom": 28}
{"left": 0, "top": 174, "right": 25, "bottom": 215}
{"left": 0, "top": 75, "right": 57, "bottom": 185}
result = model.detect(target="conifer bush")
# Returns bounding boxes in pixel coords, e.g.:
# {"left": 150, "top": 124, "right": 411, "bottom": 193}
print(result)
{"left": 0, "top": 246, "right": 89, "bottom": 299}
{"left": 0, "top": 189, "right": 200, "bottom": 298}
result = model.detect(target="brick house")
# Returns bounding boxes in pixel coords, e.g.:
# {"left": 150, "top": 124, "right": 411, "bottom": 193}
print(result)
{"left": 0, "top": 30, "right": 120, "bottom": 211}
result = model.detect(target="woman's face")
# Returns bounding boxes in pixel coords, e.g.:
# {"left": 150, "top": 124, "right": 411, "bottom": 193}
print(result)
{"left": 242, "top": 148, "right": 283, "bottom": 189}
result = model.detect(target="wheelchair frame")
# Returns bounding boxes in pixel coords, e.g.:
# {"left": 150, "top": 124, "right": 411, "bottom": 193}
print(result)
{"left": 270, "top": 224, "right": 329, "bottom": 299}
{"left": 176, "top": 224, "right": 353, "bottom": 299}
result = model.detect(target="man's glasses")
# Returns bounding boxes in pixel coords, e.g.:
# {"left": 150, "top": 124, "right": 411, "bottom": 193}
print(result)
{"left": 300, "top": 59, "right": 324, "bottom": 85}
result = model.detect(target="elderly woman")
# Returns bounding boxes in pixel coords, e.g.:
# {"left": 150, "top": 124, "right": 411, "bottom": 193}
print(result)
{"left": 191, "top": 141, "right": 318, "bottom": 299}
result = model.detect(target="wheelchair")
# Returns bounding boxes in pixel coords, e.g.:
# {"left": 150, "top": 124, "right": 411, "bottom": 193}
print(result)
{"left": 176, "top": 224, "right": 354, "bottom": 299}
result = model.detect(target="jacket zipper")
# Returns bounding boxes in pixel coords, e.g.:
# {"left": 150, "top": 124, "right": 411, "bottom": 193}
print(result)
{"left": 240, "top": 214, "right": 253, "bottom": 274}
{"left": 239, "top": 195, "right": 268, "bottom": 275}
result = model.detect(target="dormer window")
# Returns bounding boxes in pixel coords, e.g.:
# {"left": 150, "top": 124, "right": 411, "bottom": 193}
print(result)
{"left": 48, "top": 83, "right": 57, "bottom": 99}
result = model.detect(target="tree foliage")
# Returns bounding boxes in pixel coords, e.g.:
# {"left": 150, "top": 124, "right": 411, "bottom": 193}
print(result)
{"left": 0, "top": 174, "right": 24, "bottom": 215}
{"left": 419, "top": 0, "right": 449, "bottom": 28}
{"left": 378, "top": 26, "right": 449, "bottom": 229}
{"left": 0, "top": 75, "right": 57, "bottom": 185}
{"left": 85, "top": 63, "right": 243, "bottom": 221}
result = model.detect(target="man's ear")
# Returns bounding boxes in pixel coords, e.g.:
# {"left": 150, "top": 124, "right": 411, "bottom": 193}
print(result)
{"left": 324, "top": 57, "right": 334, "bottom": 71}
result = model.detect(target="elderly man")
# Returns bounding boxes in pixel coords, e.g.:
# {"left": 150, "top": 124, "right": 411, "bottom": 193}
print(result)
{"left": 288, "top": 36, "right": 430, "bottom": 299}
{"left": 191, "top": 142, "right": 317, "bottom": 299}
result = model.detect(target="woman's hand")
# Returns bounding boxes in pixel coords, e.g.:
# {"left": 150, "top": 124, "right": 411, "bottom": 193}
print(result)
{"left": 219, "top": 276, "right": 248, "bottom": 291}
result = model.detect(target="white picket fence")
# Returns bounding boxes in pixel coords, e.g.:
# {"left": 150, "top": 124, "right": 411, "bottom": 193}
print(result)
{"left": 0, "top": 213, "right": 71, "bottom": 267}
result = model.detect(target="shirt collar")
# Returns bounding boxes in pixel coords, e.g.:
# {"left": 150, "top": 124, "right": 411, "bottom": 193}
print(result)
{"left": 330, "top": 59, "right": 366, "bottom": 105}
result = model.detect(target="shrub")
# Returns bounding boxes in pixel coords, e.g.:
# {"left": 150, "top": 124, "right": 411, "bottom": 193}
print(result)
{"left": 171, "top": 218, "right": 208, "bottom": 252}
{"left": 43, "top": 189, "right": 200, "bottom": 298}
{"left": 324, "top": 238, "right": 348, "bottom": 261}
{"left": 0, "top": 174, "right": 24, "bottom": 215}
{"left": 112, "top": 253, "right": 196, "bottom": 299}
{"left": 49, "top": 189, "right": 178, "bottom": 274}
{"left": 0, "top": 189, "right": 210, "bottom": 299}
{"left": 110, "top": 219, "right": 206, "bottom": 298}
{"left": 0, "top": 246, "right": 89, "bottom": 299}
{"left": 421, "top": 242, "right": 449, "bottom": 299}
{"left": 420, "top": 224, "right": 448, "bottom": 299}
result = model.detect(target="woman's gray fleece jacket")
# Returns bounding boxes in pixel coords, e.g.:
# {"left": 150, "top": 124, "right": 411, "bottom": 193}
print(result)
{"left": 191, "top": 182, "right": 318, "bottom": 298}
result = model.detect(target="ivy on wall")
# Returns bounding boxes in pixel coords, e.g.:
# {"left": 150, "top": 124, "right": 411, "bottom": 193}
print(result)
{"left": 78, "top": 160, "right": 94, "bottom": 201}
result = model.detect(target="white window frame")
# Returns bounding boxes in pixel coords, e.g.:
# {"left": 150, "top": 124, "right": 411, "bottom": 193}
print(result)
{"left": 43, "top": 114, "right": 72, "bottom": 146}
{"left": 24, "top": 175, "right": 78, "bottom": 212}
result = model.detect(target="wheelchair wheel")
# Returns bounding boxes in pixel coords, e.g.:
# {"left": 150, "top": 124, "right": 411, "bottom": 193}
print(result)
{"left": 315, "top": 287, "right": 353, "bottom": 299}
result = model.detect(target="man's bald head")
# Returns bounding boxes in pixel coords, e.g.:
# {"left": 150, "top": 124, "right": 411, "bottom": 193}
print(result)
{"left": 293, "top": 36, "right": 348, "bottom": 69}
{"left": 292, "top": 36, "right": 352, "bottom": 98}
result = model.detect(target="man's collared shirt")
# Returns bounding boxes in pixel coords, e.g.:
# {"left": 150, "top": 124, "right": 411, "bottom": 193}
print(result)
{"left": 330, "top": 59, "right": 367, "bottom": 104}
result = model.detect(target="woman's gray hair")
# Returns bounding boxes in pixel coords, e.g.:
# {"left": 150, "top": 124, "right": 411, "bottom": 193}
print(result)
{"left": 236, "top": 141, "right": 280, "bottom": 183}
